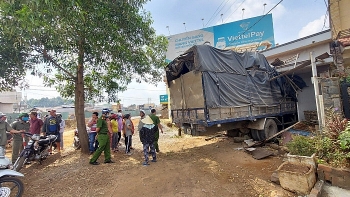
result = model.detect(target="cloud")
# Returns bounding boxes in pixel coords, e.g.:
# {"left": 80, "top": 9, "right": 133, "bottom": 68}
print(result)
{"left": 298, "top": 15, "right": 328, "bottom": 38}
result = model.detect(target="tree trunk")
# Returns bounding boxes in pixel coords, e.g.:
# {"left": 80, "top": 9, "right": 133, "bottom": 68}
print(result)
{"left": 75, "top": 39, "right": 89, "bottom": 154}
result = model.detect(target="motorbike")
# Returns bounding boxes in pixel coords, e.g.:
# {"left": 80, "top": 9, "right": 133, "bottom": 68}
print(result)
{"left": 13, "top": 132, "right": 57, "bottom": 172}
{"left": 0, "top": 147, "right": 24, "bottom": 197}
{"left": 73, "top": 128, "right": 80, "bottom": 150}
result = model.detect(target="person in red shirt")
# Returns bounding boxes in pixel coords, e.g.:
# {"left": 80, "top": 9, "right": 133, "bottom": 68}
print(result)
{"left": 29, "top": 111, "right": 44, "bottom": 135}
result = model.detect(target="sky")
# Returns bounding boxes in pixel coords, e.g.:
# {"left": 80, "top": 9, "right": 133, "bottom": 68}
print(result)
{"left": 22, "top": 0, "right": 329, "bottom": 106}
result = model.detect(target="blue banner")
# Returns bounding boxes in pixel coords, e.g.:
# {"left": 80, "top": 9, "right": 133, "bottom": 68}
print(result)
{"left": 166, "top": 14, "right": 275, "bottom": 62}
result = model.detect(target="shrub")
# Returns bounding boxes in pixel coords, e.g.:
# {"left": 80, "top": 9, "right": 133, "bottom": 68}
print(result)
{"left": 286, "top": 135, "right": 316, "bottom": 156}
{"left": 339, "top": 125, "right": 350, "bottom": 150}
{"left": 324, "top": 107, "right": 348, "bottom": 139}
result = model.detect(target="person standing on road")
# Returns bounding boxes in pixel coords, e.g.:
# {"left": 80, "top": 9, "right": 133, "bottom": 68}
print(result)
{"left": 139, "top": 115, "right": 157, "bottom": 166}
{"left": 10, "top": 113, "right": 30, "bottom": 164}
{"left": 42, "top": 109, "right": 61, "bottom": 152}
{"left": 29, "top": 111, "right": 43, "bottom": 135}
{"left": 110, "top": 114, "right": 119, "bottom": 152}
{"left": 89, "top": 110, "right": 114, "bottom": 165}
{"left": 149, "top": 109, "right": 163, "bottom": 152}
{"left": 117, "top": 110, "right": 123, "bottom": 148}
{"left": 138, "top": 110, "right": 146, "bottom": 131}
{"left": 123, "top": 114, "right": 133, "bottom": 155}
{"left": 58, "top": 113, "right": 65, "bottom": 150}
{"left": 0, "top": 112, "right": 25, "bottom": 153}
{"left": 87, "top": 112, "right": 99, "bottom": 154}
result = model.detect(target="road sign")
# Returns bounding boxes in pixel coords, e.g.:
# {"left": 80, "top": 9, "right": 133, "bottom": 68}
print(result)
{"left": 160, "top": 95, "right": 168, "bottom": 104}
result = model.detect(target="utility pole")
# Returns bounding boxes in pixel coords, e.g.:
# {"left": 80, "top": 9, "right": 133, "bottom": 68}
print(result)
{"left": 166, "top": 26, "right": 170, "bottom": 35}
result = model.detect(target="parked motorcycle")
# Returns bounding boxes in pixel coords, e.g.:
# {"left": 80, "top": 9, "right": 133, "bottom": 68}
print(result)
{"left": 13, "top": 132, "right": 57, "bottom": 172}
{"left": 0, "top": 147, "right": 24, "bottom": 197}
{"left": 73, "top": 128, "right": 80, "bottom": 150}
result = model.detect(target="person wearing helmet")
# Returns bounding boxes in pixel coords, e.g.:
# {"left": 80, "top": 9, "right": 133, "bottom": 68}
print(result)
{"left": 89, "top": 109, "right": 114, "bottom": 165}
{"left": 10, "top": 113, "right": 30, "bottom": 163}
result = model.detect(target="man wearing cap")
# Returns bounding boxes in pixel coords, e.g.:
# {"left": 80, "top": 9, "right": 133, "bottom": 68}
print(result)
{"left": 0, "top": 112, "right": 25, "bottom": 152}
{"left": 11, "top": 113, "right": 30, "bottom": 163}
{"left": 149, "top": 109, "right": 163, "bottom": 152}
{"left": 42, "top": 109, "right": 61, "bottom": 152}
{"left": 89, "top": 110, "right": 114, "bottom": 165}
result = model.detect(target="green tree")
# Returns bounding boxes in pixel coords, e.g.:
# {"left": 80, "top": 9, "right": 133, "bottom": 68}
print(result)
{"left": 0, "top": 24, "right": 29, "bottom": 91}
{"left": 0, "top": 0, "right": 168, "bottom": 153}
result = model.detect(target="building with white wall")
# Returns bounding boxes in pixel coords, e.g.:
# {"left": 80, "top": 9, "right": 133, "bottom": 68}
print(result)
{"left": 261, "top": 30, "right": 334, "bottom": 122}
{"left": 0, "top": 91, "right": 22, "bottom": 113}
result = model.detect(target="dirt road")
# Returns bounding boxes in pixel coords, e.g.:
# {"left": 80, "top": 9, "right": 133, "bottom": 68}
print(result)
{"left": 11, "top": 121, "right": 294, "bottom": 197}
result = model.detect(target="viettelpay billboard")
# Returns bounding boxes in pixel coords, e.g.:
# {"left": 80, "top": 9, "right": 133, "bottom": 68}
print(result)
{"left": 166, "top": 14, "right": 275, "bottom": 62}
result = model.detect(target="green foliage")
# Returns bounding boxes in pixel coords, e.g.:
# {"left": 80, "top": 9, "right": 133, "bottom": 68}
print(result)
{"left": 324, "top": 107, "right": 348, "bottom": 139}
{"left": 339, "top": 124, "right": 350, "bottom": 150}
{"left": 314, "top": 135, "right": 333, "bottom": 158}
{"left": 312, "top": 112, "right": 350, "bottom": 168}
{"left": 0, "top": 0, "right": 168, "bottom": 102}
{"left": 0, "top": 27, "right": 30, "bottom": 91}
{"left": 286, "top": 135, "right": 316, "bottom": 156}
{"left": 26, "top": 97, "right": 74, "bottom": 108}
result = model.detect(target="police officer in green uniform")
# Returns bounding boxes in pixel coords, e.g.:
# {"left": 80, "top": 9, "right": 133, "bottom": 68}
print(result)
{"left": 89, "top": 109, "right": 114, "bottom": 165}
{"left": 149, "top": 109, "right": 163, "bottom": 152}
{"left": 11, "top": 113, "right": 30, "bottom": 163}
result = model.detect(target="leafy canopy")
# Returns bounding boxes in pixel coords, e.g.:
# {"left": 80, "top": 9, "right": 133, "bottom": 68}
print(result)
{"left": 0, "top": 0, "right": 168, "bottom": 101}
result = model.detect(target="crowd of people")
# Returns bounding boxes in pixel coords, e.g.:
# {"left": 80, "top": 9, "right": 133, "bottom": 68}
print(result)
{"left": 89, "top": 108, "right": 163, "bottom": 166}
{"left": 0, "top": 109, "right": 64, "bottom": 164}
{"left": 0, "top": 107, "right": 163, "bottom": 166}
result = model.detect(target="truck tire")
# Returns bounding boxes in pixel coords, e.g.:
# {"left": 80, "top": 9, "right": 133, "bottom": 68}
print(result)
{"left": 260, "top": 119, "right": 278, "bottom": 140}
{"left": 250, "top": 129, "right": 260, "bottom": 141}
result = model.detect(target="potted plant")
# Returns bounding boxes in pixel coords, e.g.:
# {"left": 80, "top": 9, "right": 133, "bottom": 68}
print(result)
{"left": 276, "top": 135, "right": 317, "bottom": 195}
{"left": 286, "top": 135, "right": 317, "bottom": 168}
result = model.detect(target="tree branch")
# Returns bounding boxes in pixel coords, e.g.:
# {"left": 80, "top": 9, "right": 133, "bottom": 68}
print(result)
{"left": 40, "top": 48, "right": 77, "bottom": 81}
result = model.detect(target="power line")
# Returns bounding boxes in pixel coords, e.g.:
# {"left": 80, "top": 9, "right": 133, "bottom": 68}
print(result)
{"left": 323, "top": 0, "right": 336, "bottom": 35}
{"left": 205, "top": 0, "right": 229, "bottom": 27}
{"left": 223, "top": 0, "right": 246, "bottom": 24}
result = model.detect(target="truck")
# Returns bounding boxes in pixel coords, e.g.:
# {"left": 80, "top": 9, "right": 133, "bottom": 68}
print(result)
{"left": 165, "top": 45, "right": 301, "bottom": 141}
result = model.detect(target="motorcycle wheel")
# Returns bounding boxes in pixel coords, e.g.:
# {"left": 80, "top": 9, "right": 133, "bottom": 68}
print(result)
{"left": 0, "top": 177, "right": 24, "bottom": 197}
{"left": 13, "top": 157, "right": 26, "bottom": 172}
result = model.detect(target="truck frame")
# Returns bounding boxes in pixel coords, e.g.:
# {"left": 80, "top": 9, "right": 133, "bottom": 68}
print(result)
{"left": 166, "top": 45, "right": 300, "bottom": 140}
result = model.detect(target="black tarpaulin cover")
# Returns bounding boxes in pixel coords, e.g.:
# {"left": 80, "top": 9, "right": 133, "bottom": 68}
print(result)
{"left": 165, "top": 45, "right": 290, "bottom": 108}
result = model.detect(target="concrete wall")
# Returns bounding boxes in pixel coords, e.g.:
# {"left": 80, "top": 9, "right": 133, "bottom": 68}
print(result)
{"left": 329, "top": 0, "right": 350, "bottom": 38}
{"left": 0, "top": 104, "right": 14, "bottom": 114}
{"left": 296, "top": 72, "right": 317, "bottom": 120}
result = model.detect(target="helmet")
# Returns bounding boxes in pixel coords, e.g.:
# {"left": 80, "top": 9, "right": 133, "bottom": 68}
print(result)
{"left": 18, "top": 113, "right": 29, "bottom": 118}
{"left": 102, "top": 108, "right": 110, "bottom": 115}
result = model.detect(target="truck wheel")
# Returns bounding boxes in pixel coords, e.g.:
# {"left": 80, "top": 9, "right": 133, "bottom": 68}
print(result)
{"left": 260, "top": 119, "right": 278, "bottom": 140}
{"left": 251, "top": 129, "right": 260, "bottom": 141}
